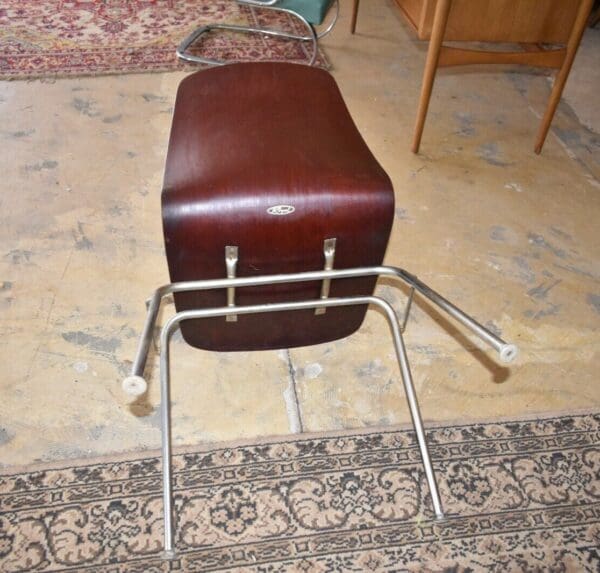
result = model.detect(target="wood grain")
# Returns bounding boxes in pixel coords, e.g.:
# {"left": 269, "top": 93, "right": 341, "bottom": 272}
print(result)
{"left": 394, "top": 0, "right": 581, "bottom": 43}
{"left": 162, "top": 63, "right": 395, "bottom": 351}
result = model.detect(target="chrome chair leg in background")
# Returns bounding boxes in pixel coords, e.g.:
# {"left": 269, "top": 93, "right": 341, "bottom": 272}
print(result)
{"left": 176, "top": 0, "right": 339, "bottom": 66}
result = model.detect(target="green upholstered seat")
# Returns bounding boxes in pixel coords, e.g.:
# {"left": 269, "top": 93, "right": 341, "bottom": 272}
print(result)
{"left": 270, "top": 0, "right": 335, "bottom": 25}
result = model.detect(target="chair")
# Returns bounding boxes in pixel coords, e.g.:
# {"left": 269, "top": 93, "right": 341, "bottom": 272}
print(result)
{"left": 177, "top": 0, "right": 339, "bottom": 66}
{"left": 122, "top": 63, "right": 519, "bottom": 558}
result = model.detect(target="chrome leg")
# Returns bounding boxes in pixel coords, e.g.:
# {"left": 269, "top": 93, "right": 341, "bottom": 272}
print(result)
{"left": 124, "top": 265, "right": 519, "bottom": 555}
{"left": 176, "top": 2, "right": 329, "bottom": 66}
{"left": 239, "top": 0, "right": 340, "bottom": 41}
{"left": 379, "top": 298, "right": 444, "bottom": 519}
{"left": 159, "top": 321, "right": 177, "bottom": 560}
{"left": 124, "top": 266, "right": 518, "bottom": 394}
{"left": 153, "top": 294, "right": 448, "bottom": 557}
{"left": 315, "top": 0, "right": 340, "bottom": 40}
{"left": 304, "top": 21, "right": 318, "bottom": 66}
{"left": 401, "top": 286, "right": 415, "bottom": 333}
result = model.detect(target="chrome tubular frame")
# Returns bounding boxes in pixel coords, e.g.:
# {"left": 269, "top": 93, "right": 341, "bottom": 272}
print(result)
{"left": 176, "top": 0, "right": 339, "bottom": 67}
{"left": 123, "top": 265, "right": 518, "bottom": 559}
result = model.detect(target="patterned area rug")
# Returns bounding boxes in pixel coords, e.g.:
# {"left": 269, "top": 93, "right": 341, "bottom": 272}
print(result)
{"left": 0, "top": 1, "right": 328, "bottom": 80}
{"left": 1, "top": 412, "right": 599, "bottom": 572}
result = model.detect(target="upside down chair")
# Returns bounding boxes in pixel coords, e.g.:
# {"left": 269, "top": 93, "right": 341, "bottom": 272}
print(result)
{"left": 123, "top": 62, "right": 518, "bottom": 558}
{"left": 177, "top": 0, "right": 339, "bottom": 66}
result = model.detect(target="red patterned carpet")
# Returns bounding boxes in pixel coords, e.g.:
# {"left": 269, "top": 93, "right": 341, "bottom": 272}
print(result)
{"left": 0, "top": 1, "right": 327, "bottom": 79}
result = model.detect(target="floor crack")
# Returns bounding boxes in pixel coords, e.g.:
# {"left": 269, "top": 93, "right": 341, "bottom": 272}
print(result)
{"left": 285, "top": 349, "right": 304, "bottom": 434}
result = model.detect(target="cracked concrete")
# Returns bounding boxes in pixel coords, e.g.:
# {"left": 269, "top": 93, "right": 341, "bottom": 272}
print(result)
{"left": 0, "top": 0, "right": 598, "bottom": 467}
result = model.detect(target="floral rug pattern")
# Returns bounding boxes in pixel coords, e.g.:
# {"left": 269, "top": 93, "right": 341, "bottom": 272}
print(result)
{"left": 1, "top": 412, "right": 599, "bottom": 571}
{"left": 0, "top": 0, "right": 327, "bottom": 79}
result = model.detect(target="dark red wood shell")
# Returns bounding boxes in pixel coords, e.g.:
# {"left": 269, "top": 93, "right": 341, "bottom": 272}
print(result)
{"left": 162, "top": 62, "right": 394, "bottom": 351}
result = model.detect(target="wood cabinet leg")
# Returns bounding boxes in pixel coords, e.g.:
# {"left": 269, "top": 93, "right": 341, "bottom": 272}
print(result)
{"left": 350, "top": 0, "right": 360, "bottom": 34}
{"left": 534, "top": 0, "right": 594, "bottom": 154}
{"left": 412, "top": 0, "right": 452, "bottom": 154}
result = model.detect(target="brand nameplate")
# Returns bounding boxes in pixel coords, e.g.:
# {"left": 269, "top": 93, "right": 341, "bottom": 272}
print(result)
{"left": 267, "top": 205, "right": 295, "bottom": 216}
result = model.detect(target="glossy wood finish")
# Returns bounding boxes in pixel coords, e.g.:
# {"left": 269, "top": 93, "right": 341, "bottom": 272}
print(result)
{"left": 437, "top": 46, "right": 565, "bottom": 69}
{"left": 394, "top": 0, "right": 580, "bottom": 43}
{"left": 162, "top": 63, "right": 395, "bottom": 351}
{"left": 533, "top": 0, "right": 594, "bottom": 154}
{"left": 411, "top": 0, "right": 451, "bottom": 155}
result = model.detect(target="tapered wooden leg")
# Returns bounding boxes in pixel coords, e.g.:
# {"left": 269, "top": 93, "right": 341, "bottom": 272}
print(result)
{"left": 534, "top": 0, "right": 594, "bottom": 154}
{"left": 350, "top": 0, "right": 360, "bottom": 34}
{"left": 412, "top": 0, "right": 452, "bottom": 154}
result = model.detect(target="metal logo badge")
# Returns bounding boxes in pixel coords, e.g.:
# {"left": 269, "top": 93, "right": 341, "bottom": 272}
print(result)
{"left": 267, "top": 205, "right": 295, "bottom": 216}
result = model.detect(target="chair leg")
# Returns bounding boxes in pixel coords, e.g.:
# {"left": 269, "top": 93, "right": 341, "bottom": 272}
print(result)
{"left": 412, "top": 0, "right": 452, "bottom": 154}
{"left": 177, "top": 24, "right": 229, "bottom": 66}
{"left": 129, "top": 265, "right": 519, "bottom": 555}
{"left": 293, "top": 14, "right": 319, "bottom": 66}
{"left": 155, "top": 296, "right": 445, "bottom": 559}
{"left": 159, "top": 323, "right": 177, "bottom": 560}
{"left": 316, "top": 0, "right": 340, "bottom": 40}
{"left": 533, "top": 0, "right": 594, "bottom": 154}
{"left": 176, "top": 5, "right": 322, "bottom": 66}
{"left": 351, "top": 0, "right": 360, "bottom": 34}
{"left": 381, "top": 299, "right": 444, "bottom": 519}
{"left": 250, "top": 4, "right": 321, "bottom": 66}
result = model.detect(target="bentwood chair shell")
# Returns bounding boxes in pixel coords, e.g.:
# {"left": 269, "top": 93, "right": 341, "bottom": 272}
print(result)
{"left": 177, "top": 0, "right": 339, "bottom": 66}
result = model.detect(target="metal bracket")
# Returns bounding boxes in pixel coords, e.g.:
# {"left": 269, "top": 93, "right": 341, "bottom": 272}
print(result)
{"left": 315, "top": 238, "right": 337, "bottom": 315}
{"left": 225, "top": 246, "right": 238, "bottom": 322}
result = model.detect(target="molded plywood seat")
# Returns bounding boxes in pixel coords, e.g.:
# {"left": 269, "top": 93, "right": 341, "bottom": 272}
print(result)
{"left": 162, "top": 62, "right": 395, "bottom": 352}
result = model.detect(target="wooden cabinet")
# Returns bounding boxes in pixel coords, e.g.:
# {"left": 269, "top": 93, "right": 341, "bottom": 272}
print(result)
{"left": 394, "top": 0, "right": 580, "bottom": 43}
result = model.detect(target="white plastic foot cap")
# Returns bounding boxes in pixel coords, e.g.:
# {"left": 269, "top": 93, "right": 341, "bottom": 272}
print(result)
{"left": 122, "top": 375, "right": 148, "bottom": 397}
{"left": 499, "top": 344, "right": 519, "bottom": 364}
{"left": 162, "top": 550, "right": 177, "bottom": 560}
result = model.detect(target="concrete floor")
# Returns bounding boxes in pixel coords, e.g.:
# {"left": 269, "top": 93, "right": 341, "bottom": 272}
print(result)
{"left": 1, "top": 0, "right": 598, "bottom": 468}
